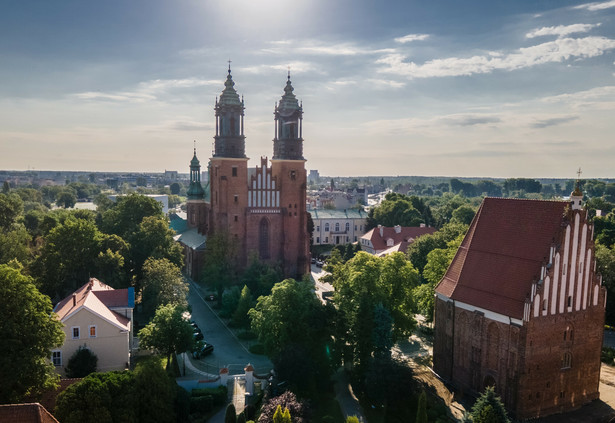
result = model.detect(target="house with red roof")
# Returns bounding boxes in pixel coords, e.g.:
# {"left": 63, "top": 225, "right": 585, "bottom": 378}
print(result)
{"left": 433, "top": 192, "right": 606, "bottom": 419}
{"left": 52, "top": 278, "right": 135, "bottom": 376}
{"left": 359, "top": 224, "right": 436, "bottom": 255}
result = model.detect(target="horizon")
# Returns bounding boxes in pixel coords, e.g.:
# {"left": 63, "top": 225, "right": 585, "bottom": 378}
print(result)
{"left": 1, "top": 0, "right": 614, "bottom": 178}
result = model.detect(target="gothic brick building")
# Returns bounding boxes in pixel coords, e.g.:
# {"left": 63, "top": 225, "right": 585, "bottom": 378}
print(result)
{"left": 433, "top": 192, "right": 606, "bottom": 419}
{"left": 181, "top": 67, "right": 310, "bottom": 279}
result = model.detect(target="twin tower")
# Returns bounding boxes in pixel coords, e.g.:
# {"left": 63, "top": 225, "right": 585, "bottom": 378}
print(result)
{"left": 186, "top": 67, "right": 309, "bottom": 278}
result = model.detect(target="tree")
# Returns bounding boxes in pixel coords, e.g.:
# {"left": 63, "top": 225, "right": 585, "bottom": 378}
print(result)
{"left": 65, "top": 346, "right": 98, "bottom": 378}
{"left": 416, "top": 390, "right": 428, "bottom": 423}
{"left": 55, "top": 371, "right": 134, "bottom": 423}
{"left": 0, "top": 192, "right": 23, "bottom": 230}
{"left": 596, "top": 244, "right": 615, "bottom": 325}
{"left": 35, "top": 216, "right": 104, "bottom": 298}
{"left": 57, "top": 190, "right": 77, "bottom": 208}
{"left": 273, "top": 405, "right": 291, "bottom": 423}
{"left": 470, "top": 387, "right": 510, "bottom": 423}
{"left": 138, "top": 304, "right": 195, "bottom": 367}
{"left": 346, "top": 417, "right": 359, "bottom": 423}
{"left": 366, "top": 193, "right": 424, "bottom": 230}
{"left": 232, "top": 285, "right": 252, "bottom": 328}
{"left": 140, "top": 257, "right": 188, "bottom": 321}
{"left": 99, "top": 193, "right": 163, "bottom": 239}
{"left": 258, "top": 391, "right": 310, "bottom": 423}
{"left": 225, "top": 403, "right": 237, "bottom": 423}
{"left": 132, "top": 360, "right": 176, "bottom": 423}
{"left": 0, "top": 262, "right": 64, "bottom": 403}
{"left": 170, "top": 182, "right": 181, "bottom": 195}
{"left": 407, "top": 222, "right": 468, "bottom": 274}
{"left": 201, "top": 230, "right": 238, "bottom": 302}
{"left": 0, "top": 224, "right": 31, "bottom": 266}
{"left": 332, "top": 252, "right": 418, "bottom": 374}
{"left": 451, "top": 205, "right": 476, "bottom": 225}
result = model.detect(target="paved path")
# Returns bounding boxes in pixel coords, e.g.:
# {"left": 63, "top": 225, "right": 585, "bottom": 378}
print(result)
{"left": 333, "top": 368, "right": 365, "bottom": 422}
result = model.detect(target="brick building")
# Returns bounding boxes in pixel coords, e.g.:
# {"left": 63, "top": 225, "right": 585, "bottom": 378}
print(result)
{"left": 181, "top": 67, "right": 309, "bottom": 279}
{"left": 433, "top": 192, "right": 606, "bottom": 419}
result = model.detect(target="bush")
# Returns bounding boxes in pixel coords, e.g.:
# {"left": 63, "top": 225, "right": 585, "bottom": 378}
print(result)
{"left": 192, "top": 386, "right": 228, "bottom": 405}
{"left": 249, "top": 343, "right": 265, "bottom": 355}
{"left": 65, "top": 346, "right": 98, "bottom": 378}
{"left": 602, "top": 347, "right": 615, "bottom": 365}
{"left": 190, "top": 395, "right": 214, "bottom": 413}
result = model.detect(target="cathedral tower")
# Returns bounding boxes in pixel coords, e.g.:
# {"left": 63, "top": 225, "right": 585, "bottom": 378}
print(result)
{"left": 209, "top": 66, "right": 249, "bottom": 265}
{"left": 186, "top": 147, "right": 208, "bottom": 234}
{"left": 271, "top": 73, "right": 309, "bottom": 276}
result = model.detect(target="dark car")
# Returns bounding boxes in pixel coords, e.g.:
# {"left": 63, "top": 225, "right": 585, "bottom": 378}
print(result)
{"left": 192, "top": 342, "right": 214, "bottom": 359}
{"left": 193, "top": 331, "right": 204, "bottom": 341}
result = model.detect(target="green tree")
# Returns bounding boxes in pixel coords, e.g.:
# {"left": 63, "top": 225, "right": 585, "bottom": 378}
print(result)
{"left": 346, "top": 417, "right": 359, "bottom": 423}
{"left": 99, "top": 193, "right": 163, "bottom": 239}
{"left": 133, "top": 360, "right": 176, "bottom": 423}
{"left": 140, "top": 257, "right": 188, "bottom": 321}
{"left": 35, "top": 216, "right": 104, "bottom": 298}
{"left": 225, "top": 403, "right": 237, "bottom": 423}
{"left": 2, "top": 181, "right": 9, "bottom": 194}
{"left": 65, "top": 346, "right": 98, "bottom": 378}
{"left": 170, "top": 182, "right": 181, "bottom": 195}
{"left": 407, "top": 222, "right": 468, "bottom": 274}
{"left": 138, "top": 304, "right": 194, "bottom": 367}
{"left": 0, "top": 262, "right": 65, "bottom": 403}
{"left": 0, "top": 192, "right": 23, "bottom": 230}
{"left": 451, "top": 204, "right": 476, "bottom": 225}
{"left": 366, "top": 193, "right": 424, "bottom": 230}
{"left": 470, "top": 387, "right": 510, "bottom": 423}
{"left": 0, "top": 224, "right": 31, "bottom": 266}
{"left": 332, "top": 252, "right": 418, "bottom": 374}
{"left": 596, "top": 244, "right": 615, "bottom": 325}
{"left": 201, "top": 230, "right": 238, "bottom": 302}
{"left": 55, "top": 371, "right": 134, "bottom": 423}
{"left": 416, "top": 390, "right": 428, "bottom": 423}
{"left": 273, "top": 405, "right": 291, "bottom": 423}
{"left": 57, "top": 190, "right": 77, "bottom": 208}
{"left": 232, "top": 285, "right": 252, "bottom": 328}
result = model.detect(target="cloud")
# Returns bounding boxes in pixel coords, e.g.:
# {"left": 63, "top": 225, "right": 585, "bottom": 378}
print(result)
{"left": 540, "top": 86, "right": 615, "bottom": 110}
{"left": 72, "top": 78, "right": 218, "bottom": 103}
{"left": 526, "top": 23, "right": 601, "bottom": 39}
{"left": 376, "top": 36, "right": 615, "bottom": 78}
{"left": 442, "top": 115, "right": 502, "bottom": 126}
{"left": 573, "top": 0, "right": 615, "bottom": 11}
{"left": 241, "top": 61, "right": 319, "bottom": 75}
{"left": 394, "top": 34, "right": 430, "bottom": 43}
{"left": 262, "top": 40, "right": 395, "bottom": 56}
{"left": 530, "top": 115, "right": 579, "bottom": 128}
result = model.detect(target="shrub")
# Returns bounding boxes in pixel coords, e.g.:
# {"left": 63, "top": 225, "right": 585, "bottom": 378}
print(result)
{"left": 192, "top": 386, "right": 228, "bottom": 405}
{"left": 225, "top": 403, "right": 237, "bottom": 423}
{"left": 602, "top": 347, "right": 615, "bottom": 365}
{"left": 65, "top": 346, "right": 98, "bottom": 378}
{"left": 190, "top": 395, "right": 214, "bottom": 413}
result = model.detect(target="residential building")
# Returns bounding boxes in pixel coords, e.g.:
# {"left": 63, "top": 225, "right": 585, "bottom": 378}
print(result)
{"left": 52, "top": 278, "right": 134, "bottom": 376}
{"left": 433, "top": 193, "right": 606, "bottom": 419}
{"left": 310, "top": 209, "right": 368, "bottom": 245}
{"left": 360, "top": 224, "right": 436, "bottom": 255}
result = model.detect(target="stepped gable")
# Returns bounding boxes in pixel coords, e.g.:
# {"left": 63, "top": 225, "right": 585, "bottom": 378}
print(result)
{"left": 436, "top": 197, "right": 568, "bottom": 319}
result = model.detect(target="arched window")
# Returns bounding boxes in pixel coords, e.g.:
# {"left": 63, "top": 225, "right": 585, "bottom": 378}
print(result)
{"left": 562, "top": 352, "right": 572, "bottom": 369}
{"left": 259, "top": 218, "right": 270, "bottom": 259}
{"left": 230, "top": 116, "right": 236, "bottom": 135}
{"left": 325, "top": 223, "right": 330, "bottom": 232}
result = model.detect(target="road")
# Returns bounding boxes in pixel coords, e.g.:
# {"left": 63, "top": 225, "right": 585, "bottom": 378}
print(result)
{"left": 187, "top": 282, "right": 272, "bottom": 375}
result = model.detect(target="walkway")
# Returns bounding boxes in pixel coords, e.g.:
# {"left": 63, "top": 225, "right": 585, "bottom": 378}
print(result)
{"left": 333, "top": 368, "right": 365, "bottom": 422}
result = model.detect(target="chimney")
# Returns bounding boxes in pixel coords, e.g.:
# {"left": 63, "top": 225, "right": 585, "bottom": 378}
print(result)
{"left": 394, "top": 225, "right": 401, "bottom": 234}
{"left": 72, "top": 293, "right": 76, "bottom": 307}
{"left": 378, "top": 225, "right": 383, "bottom": 237}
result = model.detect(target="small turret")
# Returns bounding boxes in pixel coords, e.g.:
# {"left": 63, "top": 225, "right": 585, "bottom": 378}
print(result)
{"left": 273, "top": 71, "right": 304, "bottom": 160}
{"left": 187, "top": 147, "right": 205, "bottom": 200}
{"left": 571, "top": 167, "right": 583, "bottom": 211}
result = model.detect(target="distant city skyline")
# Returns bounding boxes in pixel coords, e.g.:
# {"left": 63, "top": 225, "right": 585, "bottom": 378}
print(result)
{"left": 1, "top": 0, "right": 614, "bottom": 178}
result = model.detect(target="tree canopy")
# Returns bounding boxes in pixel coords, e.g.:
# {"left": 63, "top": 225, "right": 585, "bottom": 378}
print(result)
{"left": 0, "top": 262, "right": 65, "bottom": 403}
{"left": 140, "top": 257, "right": 188, "bottom": 321}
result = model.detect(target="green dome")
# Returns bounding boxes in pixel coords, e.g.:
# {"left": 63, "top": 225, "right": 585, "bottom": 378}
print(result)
{"left": 219, "top": 70, "right": 241, "bottom": 106}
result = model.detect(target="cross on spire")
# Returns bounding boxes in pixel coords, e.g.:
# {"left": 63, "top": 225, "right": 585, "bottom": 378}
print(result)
{"left": 228, "top": 59, "right": 232, "bottom": 74}
{"left": 577, "top": 167, "right": 582, "bottom": 180}
{"left": 287, "top": 66, "right": 291, "bottom": 80}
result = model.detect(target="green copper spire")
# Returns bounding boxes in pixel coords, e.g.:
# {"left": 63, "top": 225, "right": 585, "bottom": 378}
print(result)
{"left": 187, "top": 147, "right": 205, "bottom": 200}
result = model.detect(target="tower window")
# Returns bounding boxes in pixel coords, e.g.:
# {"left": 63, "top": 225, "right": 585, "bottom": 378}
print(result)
{"left": 234, "top": 215, "right": 238, "bottom": 222}
{"left": 234, "top": 195, "right": 238, "bottom": 203}
{"left": 259, "top": 218, "right": 270, "bottom": 259}
{"left": 562, "top": 352, "right": 572, "bottom": 369}
{"left": 290, "top": 170, "right": 296, "bottom": 180}
{"left": 232, "top": 167, "right": 237, "bottom": 177}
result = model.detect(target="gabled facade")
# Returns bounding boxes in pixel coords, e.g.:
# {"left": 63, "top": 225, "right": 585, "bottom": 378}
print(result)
{"left": 360, "top": 224, "right": 436, "bottom": 255}
{"left": 52, "top": 278, "right": 134, "bottom": 376}
{"left": 180, "top": 68, "right": 310, "bottom": 279}
{"left": 433, "top": 195, "right": 606, "bottom": 419}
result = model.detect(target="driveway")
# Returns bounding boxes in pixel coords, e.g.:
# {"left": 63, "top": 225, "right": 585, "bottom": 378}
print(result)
{"left": 187, "top": 282, "right": 272, "bottom": 376}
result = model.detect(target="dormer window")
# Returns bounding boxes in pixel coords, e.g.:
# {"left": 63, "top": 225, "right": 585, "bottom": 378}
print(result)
{"left": 387, "top": 238, "right": 394, "bottom": 247}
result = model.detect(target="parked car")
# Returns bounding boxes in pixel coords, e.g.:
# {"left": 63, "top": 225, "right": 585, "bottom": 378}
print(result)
{"left": 193, "top": 331, "right": 204, "bottom": 341}
{"left": 192, "top": 342, "right": 214, "bottom": 359}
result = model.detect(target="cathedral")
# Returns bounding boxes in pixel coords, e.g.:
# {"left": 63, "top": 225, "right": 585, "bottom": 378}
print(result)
{"left": 178, "top": 67, "right": 310, "bottom": 280}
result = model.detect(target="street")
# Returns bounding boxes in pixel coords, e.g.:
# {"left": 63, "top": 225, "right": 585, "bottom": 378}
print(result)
{"left": 187, "top": 282, "right": 272, "bottom": 375}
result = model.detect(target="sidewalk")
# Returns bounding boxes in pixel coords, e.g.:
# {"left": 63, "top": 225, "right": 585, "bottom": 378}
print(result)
{"left": 333, "top": 368, "right": 365, "bottom": 423}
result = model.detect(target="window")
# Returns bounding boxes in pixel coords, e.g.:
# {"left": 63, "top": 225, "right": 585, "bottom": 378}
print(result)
{"left": 89, "top": 325, "right": 97, "bottom": 338}
{"left": 52, "top": 351, "right": 62, "bottom": 366}
{"left": 316, "top": 226, "right": 320, "bottom": 231}
{"left": 325, "top": 237, "right": 328, "bottom": 243}
{"left": 567, "top": 296, "right": 572, "bottom": 308}
{"left": 354, "top": 236, "right": 357, "bottom": 242}
{"left": 335, "top": 223, "right": 340, "bottom": 232}
{"left": 345, "top": 223, "right": 350, "bottom": 232}
{"left": 290, "top": 170, "right": 296, "bottom": 180}
{"left": 354, "top": 225, "right": 357, "bottom": 231}
{"left": 72, "top": 327, "right": 80, "bottom": 339}
{"left": 234, "top": 215, "right": 238, "bottom": 222}
{"left": 562, "top": 352, "right": 572, "bottom": 369}
{"left": 316, "top": 237, "right": 320, "bottom": 244}
{"left": 232, "top": 167, "right": 237, "bottom": 177}
{"left": 234, "top": 195, "right": 238, "bottom": 203}
{"left": 325, "top": 223, "right": 330, "bottom": 232}
{"left": 259, "top": 218, "right": 270, "bottom": 259}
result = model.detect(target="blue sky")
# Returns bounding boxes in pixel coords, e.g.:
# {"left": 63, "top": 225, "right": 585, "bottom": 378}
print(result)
{"left": 1, "top": 0, "right": 614, "bottom": 178}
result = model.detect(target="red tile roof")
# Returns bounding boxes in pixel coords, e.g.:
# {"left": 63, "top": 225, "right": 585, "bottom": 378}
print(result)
{"left": 363, "top": 225, "right": 436, "bottom": 253}
{"left": 0, "top": 403, "right": 59, "bottom": 423}
{"left": 53, "top": 278, "right": 130, "bottom": 330}
{"left": 436, "top": 197, "right": 568, "bottom": 320}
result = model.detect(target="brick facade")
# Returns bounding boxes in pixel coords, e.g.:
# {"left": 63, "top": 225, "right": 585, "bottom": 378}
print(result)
{"left": 433, "top": 197, "right": 606, "bottom": 420}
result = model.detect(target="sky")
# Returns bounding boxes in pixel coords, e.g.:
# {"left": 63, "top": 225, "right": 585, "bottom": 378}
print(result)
{"left": 1, "top": 0, "right": 614, "bottom": 178}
